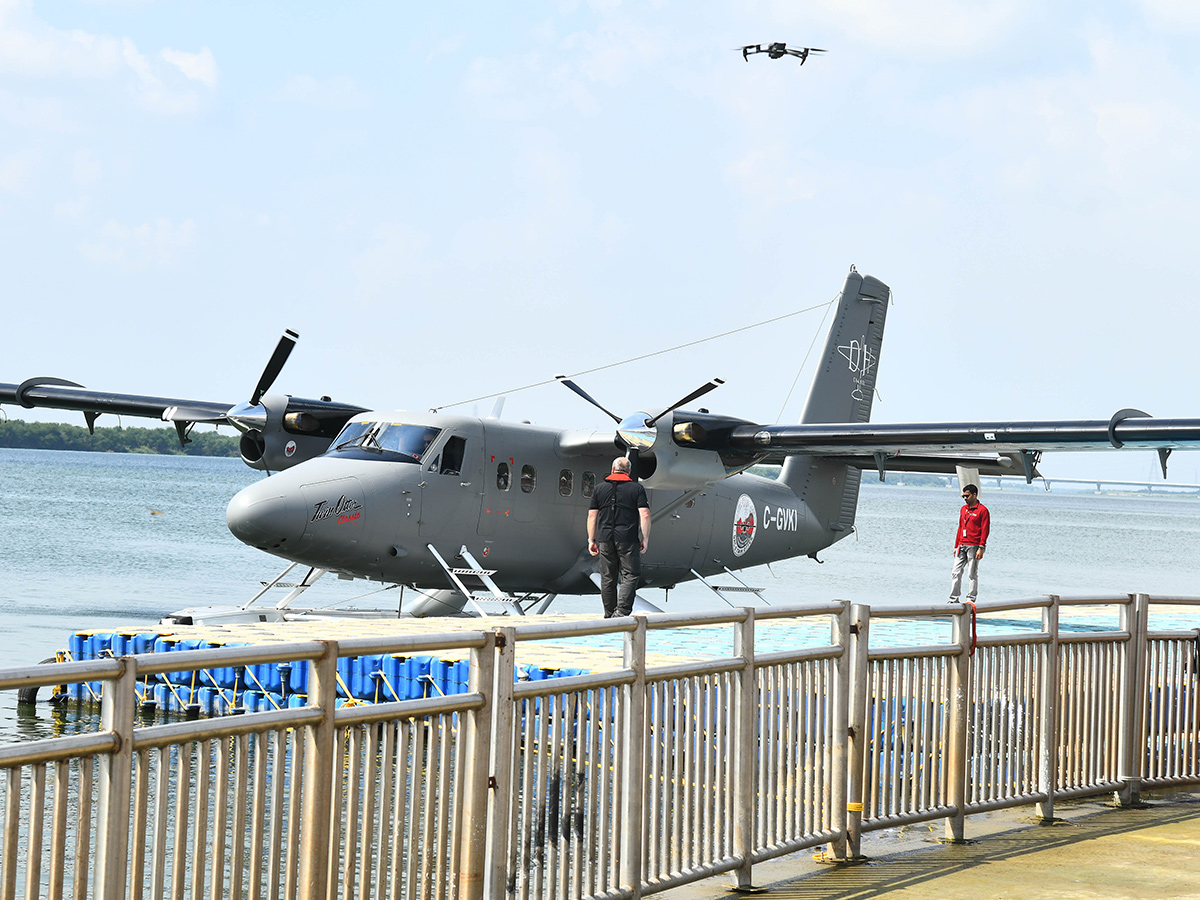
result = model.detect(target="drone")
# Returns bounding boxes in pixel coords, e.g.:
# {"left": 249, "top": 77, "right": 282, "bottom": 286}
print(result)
{"left": 739, "top": 43, "right": 825, "bottom": 64}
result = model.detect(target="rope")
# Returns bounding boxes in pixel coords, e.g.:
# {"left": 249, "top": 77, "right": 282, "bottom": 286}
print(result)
{"left": 775, "top": 294, "right": 838, "bottom": 422}
{"left": 375, "top": 667, "right": 405, "bottom": 702}
{"left": 433, "top": 301, "right": 835, "bottom": 411}
{"left": 243, "top": 667, "right": 284, "bottom": 710}
{"left": 334, "top": 670, "right": 365, "bottom": 706}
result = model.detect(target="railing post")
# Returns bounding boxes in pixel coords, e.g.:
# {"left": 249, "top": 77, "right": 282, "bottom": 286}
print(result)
{"left": 487, "top": 626, "right": 517, "bottom": 897}
{"left": 944, "top": 606, "right": 970, "bottom": 842}
{"left": 298, "top": 641, "right": 338, "bottom": 900}
{"left": 1117, "top": 593, "right": 1150, "bottom": 807}
{"left": 731, "top": 607, "right": 756, "bottom": 888}
{"left": 456, "top": 631, "right": 497, "bottom": 900}
{"left": 1036, "top": 595, "right": 1061, "bottom": 821}
{"left": 94, "top": 657, "right": 137, "bottom": 899}
{"left": 843, "top": 603, "right": 870, "bottom": 860}
{"left": 620, "top": 616, "right": 648, "bottom": 899}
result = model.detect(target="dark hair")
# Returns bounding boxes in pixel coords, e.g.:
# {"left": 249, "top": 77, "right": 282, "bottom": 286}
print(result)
{"left": 963, "top": 484, "right": 979, "bottom": 495}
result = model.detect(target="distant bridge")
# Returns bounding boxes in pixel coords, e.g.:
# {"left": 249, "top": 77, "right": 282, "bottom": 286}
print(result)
{"left": 991, "top": 475, "right": 1200, "bottom": 493}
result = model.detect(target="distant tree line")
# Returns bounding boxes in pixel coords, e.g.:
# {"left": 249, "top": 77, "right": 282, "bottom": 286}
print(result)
{"left": 0, "top": 418, "right": 241, "bottom": 456}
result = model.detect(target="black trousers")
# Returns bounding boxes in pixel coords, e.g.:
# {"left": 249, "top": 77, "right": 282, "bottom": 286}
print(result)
{"left": 597, "top": 540, "right": 640, "bottom": 617}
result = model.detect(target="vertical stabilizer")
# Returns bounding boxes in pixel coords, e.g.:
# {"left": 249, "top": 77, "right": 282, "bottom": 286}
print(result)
{"left": 780, "top": 268, "right": 890, "bottom": 537}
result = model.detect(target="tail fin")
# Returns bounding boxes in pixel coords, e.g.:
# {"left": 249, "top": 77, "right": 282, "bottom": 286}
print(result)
{"left": 780, "top": 267, "right": 891, "bottom": 538}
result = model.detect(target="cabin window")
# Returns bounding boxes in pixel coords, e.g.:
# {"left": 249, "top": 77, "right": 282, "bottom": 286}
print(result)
{"left": 582, "top": 471, "right": 596, "bottom": 498}
{"left": 558, "top": 469, "right": 573, "bottom": 497}
{"left": 497, "top": 462, "right": 510, "bottom": 491}
{"left": 521, "top": 465, "right": 536, "bottom": 493}
{"left": 439, "top": 437, "right": 466, "bottom": 476}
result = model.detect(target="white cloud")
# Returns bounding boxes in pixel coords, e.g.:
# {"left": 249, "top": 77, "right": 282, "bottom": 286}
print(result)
{"left": 0, "top": 1, "right": 216, "bottom": 114}
{"left": 161, "top": 46, "right": 217, "bottom": 89}
{"left": 774, "top": 0, "right": 1032, "bottom": 55}
{"left": 53, "top": 195, "right": 89, "bottom": 221}
{"left": 0, "top": 88, "right": 76, "bottom": 132}
{"left": 272, "top": 74, "right": 371, "bottom": 110}
{"left": 725, "top": 144, "right": 821, "bottom": 208}
{"left": 0, "top": 0, "right": 123, "bottom": 77}
{"left": 71, "top": 149, "right": 102, "bottom": 186}
{"left": 80, "top": 217, "right": 196, "bottom": 269}
{"left": 1136, "top": 0, "right": 1200, "bottom": 32}
{"left": 462, "top": 13, "right": 667, "bottom": 121}
{"left": 0, "top": 147, "right": 37, "bottom": 192}
{"left": 944, "top": 30, "right": 1198, "bottom": 205}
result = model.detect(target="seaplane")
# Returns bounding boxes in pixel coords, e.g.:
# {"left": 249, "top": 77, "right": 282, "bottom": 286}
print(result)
{"left": 5, "top": 267, "right": 1200, "bottom": 622}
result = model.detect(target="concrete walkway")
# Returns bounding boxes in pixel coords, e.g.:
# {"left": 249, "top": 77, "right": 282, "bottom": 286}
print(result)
{"left": 663, "top": 789, "right": 1200, "bottom": 900}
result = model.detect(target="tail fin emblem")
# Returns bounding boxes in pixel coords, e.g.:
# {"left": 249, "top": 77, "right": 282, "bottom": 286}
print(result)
{"left": 838, "top": 337, "right": 876, "bottom": 401}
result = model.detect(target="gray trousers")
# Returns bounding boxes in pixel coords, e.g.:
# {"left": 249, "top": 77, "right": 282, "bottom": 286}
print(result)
{"left": 598, "top": 540, "right": 640, "bottom": 618}
{"left": 950, "top": 545, "right": 982, "bottom": 601}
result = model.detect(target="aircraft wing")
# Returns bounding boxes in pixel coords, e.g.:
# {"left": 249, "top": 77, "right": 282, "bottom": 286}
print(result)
{"left": 724, "top": 415, "right": 1200, "bottom": 455}
{"left": 756, "top": 450, "right": 1039, "bottom": 479}
{"left": 0, "top": 380, "right": 235, "bottom": 424}
{"left": 0, "top": 377, "right": 368, "bottom": 471}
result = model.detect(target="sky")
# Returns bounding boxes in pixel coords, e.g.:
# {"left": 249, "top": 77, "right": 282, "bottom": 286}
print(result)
{"left": 3, "top": 0, "right": 1200, "bottom": 482}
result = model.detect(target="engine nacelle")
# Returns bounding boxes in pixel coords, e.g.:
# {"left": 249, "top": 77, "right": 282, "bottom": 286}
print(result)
{"left": 232, "top": 392, "right": 363, "bottom": 472}
{"left": 634, "top": 410, "right": 767, "bottom": 490}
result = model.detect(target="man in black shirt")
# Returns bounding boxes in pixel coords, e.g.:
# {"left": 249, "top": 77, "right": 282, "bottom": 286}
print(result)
{"left": 586, "top": 457, "right": 651, "bottom": 618}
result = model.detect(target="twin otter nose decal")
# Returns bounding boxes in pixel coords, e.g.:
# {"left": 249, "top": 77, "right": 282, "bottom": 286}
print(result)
{"left": 301, "top": 477, "right": 366, "bottom": 546}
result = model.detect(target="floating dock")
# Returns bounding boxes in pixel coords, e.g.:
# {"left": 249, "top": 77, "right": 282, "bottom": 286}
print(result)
{"left": 53, "top": 614, "right": 697, "bottom": 716}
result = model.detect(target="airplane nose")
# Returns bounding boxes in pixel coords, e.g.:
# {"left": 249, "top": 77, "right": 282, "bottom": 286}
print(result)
{"left": 226, "top": 481, "right": 306, "bottom": 551}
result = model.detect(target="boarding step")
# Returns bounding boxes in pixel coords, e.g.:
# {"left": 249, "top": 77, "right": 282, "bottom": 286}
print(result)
{"left": 428, "top": 544, "right": 524, "bottom": 617}
{"left": 690, "top": 567, "right": 769, "bottom": 607}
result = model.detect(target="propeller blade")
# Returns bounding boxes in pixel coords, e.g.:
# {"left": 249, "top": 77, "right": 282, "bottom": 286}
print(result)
{"left": 250, "top": 329, "right": 299, "bottom": 406}
{"left": 626, "top": 447, "right": 640, "bottom": 482}
{"left": 646, "top": 378, "right": 725, "bottom": 428}
{"left": 554, "top": 375, "right": 623, "bottom": 424}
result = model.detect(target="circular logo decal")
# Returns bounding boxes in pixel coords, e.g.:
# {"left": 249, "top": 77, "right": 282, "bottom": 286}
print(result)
{"left": 732, "top": 494, "right": 757, "bottom": 557}
{"left": 285, "top": 440, "right": 297, "bottom": 458}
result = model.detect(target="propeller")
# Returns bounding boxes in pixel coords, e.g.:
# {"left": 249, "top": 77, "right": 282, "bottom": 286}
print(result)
{"left": 555, "top": 374, "right": 725, "bottom": 479}
{"left": 226, "top": 329, "right": 301, "bottom": 439}
{"left": 250, "top": 329, "right": 299, "bottom": 406}
{"left": 554, "top": 375, "right": 622, "bottom": 424}
{"left": 645, "top": 379, "right": 724, "bottom": 428}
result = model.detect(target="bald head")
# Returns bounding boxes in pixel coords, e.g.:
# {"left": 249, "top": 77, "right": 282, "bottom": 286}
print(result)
{"left": 612, "top": 457, "right": 631, "bottom": 475}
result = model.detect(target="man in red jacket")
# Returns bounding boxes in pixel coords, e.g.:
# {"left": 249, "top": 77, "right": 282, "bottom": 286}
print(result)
{"left": 950, "top": 483, "right": 989, "bottom": 603}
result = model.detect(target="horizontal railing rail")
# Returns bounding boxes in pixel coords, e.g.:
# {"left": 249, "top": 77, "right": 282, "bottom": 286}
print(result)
{"left": 0, "top": 594, "right": 1197, "bottom": 899}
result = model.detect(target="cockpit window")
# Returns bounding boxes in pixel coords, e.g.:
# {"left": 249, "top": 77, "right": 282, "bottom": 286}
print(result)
{"left": 377, "top": 423, "right": 441, "bottom": 459}
{"left": 332, "top": 420, "right": 372, "bottom": 447}
{"left": 330, "top": 421, "right": 441, "bottom": 463}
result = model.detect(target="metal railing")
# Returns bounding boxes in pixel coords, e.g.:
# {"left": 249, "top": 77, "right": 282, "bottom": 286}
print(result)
{"left": 1, "top": 593, "right": 1197, "bottom": 899}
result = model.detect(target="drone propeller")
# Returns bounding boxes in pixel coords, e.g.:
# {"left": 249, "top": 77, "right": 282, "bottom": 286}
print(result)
{"left": 250, "top": 329, "right": 299, "bottom": 406}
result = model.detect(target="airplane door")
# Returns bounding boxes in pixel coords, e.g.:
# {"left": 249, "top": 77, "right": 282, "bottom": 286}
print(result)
{"left": 477, "top": 422, "right": 510, "bottom": 536}
{"left": 418, "top": 426, "right": 484, "bottom": 541}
